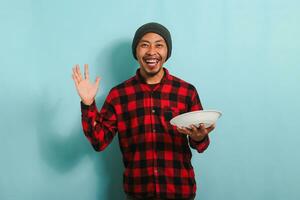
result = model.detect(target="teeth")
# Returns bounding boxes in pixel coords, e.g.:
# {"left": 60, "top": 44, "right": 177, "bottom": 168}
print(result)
{"left": 146, "top": 59, "right": 157, "bottom": 63}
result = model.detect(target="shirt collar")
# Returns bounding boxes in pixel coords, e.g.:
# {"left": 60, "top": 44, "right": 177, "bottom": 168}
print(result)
{"left": 134, "top": 67, "right": 171, "bottom": 85}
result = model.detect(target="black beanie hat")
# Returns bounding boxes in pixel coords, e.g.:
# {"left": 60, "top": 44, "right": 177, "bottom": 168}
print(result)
{"left": 132, "top": 22, "right": 172, "bottom": 61}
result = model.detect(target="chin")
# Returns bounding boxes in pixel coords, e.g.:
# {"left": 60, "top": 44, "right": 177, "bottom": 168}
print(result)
{"left": 144, "top": 65, "right": 162, "bottom": 76}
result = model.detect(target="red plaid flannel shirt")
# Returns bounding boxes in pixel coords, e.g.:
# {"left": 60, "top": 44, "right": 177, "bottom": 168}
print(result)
{"left": 81, "top": 68, "right": 210, "bottom": 199}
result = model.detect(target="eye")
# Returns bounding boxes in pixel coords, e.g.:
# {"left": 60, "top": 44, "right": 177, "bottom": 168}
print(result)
{"left": 156, "top": 43, "right": 164, "bottom": 48}
{"left": 140, "top": 43, "right": 149, "bottom": 48}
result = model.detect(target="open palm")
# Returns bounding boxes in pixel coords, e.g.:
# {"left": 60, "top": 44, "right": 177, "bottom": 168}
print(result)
{"left": 72, "top": 64, "right": 100, "bottom": 105}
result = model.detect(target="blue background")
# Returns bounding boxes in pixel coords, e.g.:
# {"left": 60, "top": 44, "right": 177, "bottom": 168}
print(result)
{"left": 1, "top": 0, "right": 299, "bottom": 199}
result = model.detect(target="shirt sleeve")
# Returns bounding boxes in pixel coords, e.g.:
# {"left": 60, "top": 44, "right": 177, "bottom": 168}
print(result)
{"left": 189, "top": 136, "right": 210, "bottom": 153}
{"left": 188, "top": 85, "right": 210, "bottom": 153}
{"left": 81, "top": 92, "right": 118, "bottom": 152}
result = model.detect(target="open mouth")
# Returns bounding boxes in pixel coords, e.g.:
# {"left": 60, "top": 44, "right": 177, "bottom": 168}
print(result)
{"left": 144, "top": 58, "right": 160, "bottom": 68}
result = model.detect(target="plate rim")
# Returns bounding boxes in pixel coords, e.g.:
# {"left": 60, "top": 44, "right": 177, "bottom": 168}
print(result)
{"left": 170, "top": 110, "right": 222, "bottom": 126}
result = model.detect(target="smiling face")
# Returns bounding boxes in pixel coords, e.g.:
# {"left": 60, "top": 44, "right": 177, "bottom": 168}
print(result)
{"left": 136, "top": 32, "right": 168, "bottom": 81}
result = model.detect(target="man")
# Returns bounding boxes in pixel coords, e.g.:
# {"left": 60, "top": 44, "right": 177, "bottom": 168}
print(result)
{"left": 72, "top": 22, "right": 216, "bottom": 200}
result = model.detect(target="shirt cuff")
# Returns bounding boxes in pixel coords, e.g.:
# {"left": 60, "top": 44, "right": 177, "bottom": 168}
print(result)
{"left": 190, "top": 135, "right": 208, "bottom": 144}
{"left": 81, "top": 100, "right": 96, "bottom": 110}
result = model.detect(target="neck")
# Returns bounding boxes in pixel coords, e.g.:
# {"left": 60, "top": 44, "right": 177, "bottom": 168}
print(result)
{"left": 140, "top": 67, "right": 165, "bottom": 84}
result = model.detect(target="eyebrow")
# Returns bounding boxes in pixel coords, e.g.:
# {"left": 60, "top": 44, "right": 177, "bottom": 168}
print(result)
{"left": 139, "top": 39, "right": 164, "bottom": 43}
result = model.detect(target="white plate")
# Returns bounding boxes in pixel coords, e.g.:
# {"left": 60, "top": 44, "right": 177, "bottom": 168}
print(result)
{"left": 170, "top": 110, "right": 222, "bottom": 128}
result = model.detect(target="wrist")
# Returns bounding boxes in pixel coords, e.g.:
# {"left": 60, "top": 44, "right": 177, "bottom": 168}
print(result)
{"left": 82, "top": 99, "right": 94, "bottom": 106}
{"left": 190, "top": 135, "right": 206, "bottom": 142}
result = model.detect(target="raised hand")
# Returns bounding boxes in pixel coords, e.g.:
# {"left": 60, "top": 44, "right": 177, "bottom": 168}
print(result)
{"left": 72, "top": 64, "right": 101, "bottom": 106}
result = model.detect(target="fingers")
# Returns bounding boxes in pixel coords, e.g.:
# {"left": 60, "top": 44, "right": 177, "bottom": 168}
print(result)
{"left": 72, "top": 65, "right": 81, "bottom": 85}
{"left": 198, "top": 123, "right": 208, "bottom": 134}
{"left": 177, "top": 125, "right": 200, "bottom": 136}
{"left": 75, "top": 64, "right": 83, "bottom": 81}
{"left": 72, "top": 64, "right": 90, "bottom": 84}
{"left": 177, "top": 127, "right": 192, "bottom": 135}
{"left": 72, "top": 64, "right": 81, "bottom": 82}
{"left": 94, "top": 76, "right": 101, "bottom": 92}
{"left": 72, "top": 74, "right": 79, "bottom": 88}
{"left": 198, "top": 123, "right": 216, "bottom": 134}
{"left": 190, "top": 124, "right": 207, "bottom": 137}
{"left": 84, "top": 64, "right": 89, "bottom": 80}
{"left": 177, "top": 123, "right": 216, "bottom": 140}
{"left": 207, "top": 123, "right": 216, "bottom": 132}
{"left": 190, "top": 124, "right": 198, "bottom": 132}
{"left": 95, "top": 76, "right": 101, "bottom": 86}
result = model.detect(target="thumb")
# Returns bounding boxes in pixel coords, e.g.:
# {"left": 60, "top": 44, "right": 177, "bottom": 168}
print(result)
{"left": 95, "top": 76, "right": 101, "bottom": 85}
{"left": 94, "top": 77, "right": 101, "bottom": 87}
{"left": 207, "top": 123, "right": 216, "bottom": 132}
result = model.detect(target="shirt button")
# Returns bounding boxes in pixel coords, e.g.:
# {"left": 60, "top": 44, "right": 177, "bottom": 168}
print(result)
{"left": 152, "top": 109, "right": 155, "bottom": 113}
{"left": 153, "top": 129, "right": 156, "bottom": 133}
{"left": 154, "top": 169, "right": 158, "bottom": 174}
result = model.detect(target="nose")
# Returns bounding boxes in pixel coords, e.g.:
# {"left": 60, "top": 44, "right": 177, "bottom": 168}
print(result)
{"left": 146, "top": 44, "right": 156, "bottom": 55}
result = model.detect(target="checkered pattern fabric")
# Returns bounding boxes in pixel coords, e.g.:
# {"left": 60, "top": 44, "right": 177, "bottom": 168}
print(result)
{"left": 81, "top": 68, "right": 210, "bottom": 199}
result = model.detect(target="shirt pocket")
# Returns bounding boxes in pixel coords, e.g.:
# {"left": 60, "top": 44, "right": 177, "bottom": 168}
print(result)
{"left": 160, "top": 107, "right": 183, "bottom": 133}
{"left": 162, "top": 107, "right": 180, "bottom": 122}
